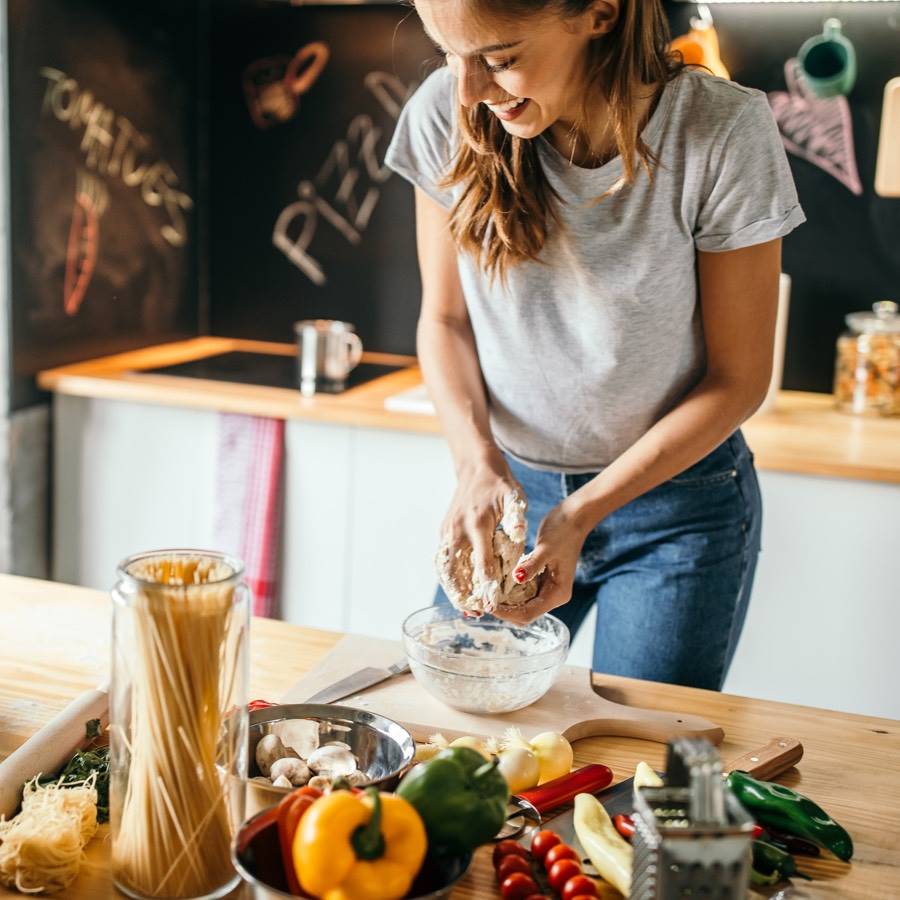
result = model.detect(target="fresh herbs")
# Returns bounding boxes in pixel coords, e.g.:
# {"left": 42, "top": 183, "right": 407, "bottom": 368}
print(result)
{"left": 39, "top": 718, "right": 110, "bottom": 823}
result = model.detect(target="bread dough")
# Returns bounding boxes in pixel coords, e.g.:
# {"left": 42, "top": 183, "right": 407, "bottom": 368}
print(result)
{"left": 435, "top": 492, "right": 538, "bottom": 615}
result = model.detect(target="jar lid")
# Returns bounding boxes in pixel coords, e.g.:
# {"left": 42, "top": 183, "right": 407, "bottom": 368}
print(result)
{"left": 845, "top": 301, "right": 900, "bottom": 334}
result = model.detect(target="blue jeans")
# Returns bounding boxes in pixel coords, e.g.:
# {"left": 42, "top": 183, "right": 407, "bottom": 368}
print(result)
{"left": 435, "top": 431, "right": 762, "bottom": 691}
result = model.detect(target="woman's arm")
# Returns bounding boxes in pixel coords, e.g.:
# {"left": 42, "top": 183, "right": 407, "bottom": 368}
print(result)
{"left": 414, "top": 187, "right": 518, "bottom": 585}
{"left": 507, "top": 238, "right": 781, "bottom": 620}
{"left": 415, "top": 188, "right": 498, "bottom": 475}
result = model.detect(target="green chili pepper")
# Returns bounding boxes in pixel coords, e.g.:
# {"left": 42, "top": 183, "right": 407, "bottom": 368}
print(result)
{"left": 752, "top": 839, "right": 808, "bottom": 883}
{"left": 396, "top": 746, "right": 509, "bottom": 854}
{"left": 727, "top": 770, "right": 853, "bottom": 861}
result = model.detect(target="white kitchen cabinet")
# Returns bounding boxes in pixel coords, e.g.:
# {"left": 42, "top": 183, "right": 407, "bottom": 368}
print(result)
{"left": 564, "top": 471, "right": 900, "bottom": 720}
{"left": 52, "top": 395, "right": 455, "bottom": 640}
{"left": 53, "top": 395, "right": 220, "bottom": 586}
{"left": 52, "top": 394, "right": 900, "bottom": 719}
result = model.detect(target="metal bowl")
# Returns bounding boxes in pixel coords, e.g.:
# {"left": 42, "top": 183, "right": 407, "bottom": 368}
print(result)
{"left": 232, "top": 806, "right": 472, "bottom": 900}
{"left": 246, "top": 703, "right": 415, "bottom": 811}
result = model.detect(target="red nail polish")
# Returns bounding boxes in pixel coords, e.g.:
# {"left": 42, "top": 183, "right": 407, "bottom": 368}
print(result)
{"left": 514, "top": 567, "right": 527, "bottom": 583}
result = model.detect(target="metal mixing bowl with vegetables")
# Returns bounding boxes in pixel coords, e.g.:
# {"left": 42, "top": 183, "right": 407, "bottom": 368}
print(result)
{"left": 247, "top": 704, "right": 416, "bottom": 797}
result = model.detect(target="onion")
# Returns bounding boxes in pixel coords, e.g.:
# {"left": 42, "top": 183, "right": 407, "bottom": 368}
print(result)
{"left": 530, "top": 732, "right": 573, "bottom": 784}
{"left": 497, "top": 747, "right": 541, "bottom": 793}
{"left": 501, "top": 728, "right": 573, "bottom": 785}
{"left": 449, "top": 735, "right": 492, "bottom": 759}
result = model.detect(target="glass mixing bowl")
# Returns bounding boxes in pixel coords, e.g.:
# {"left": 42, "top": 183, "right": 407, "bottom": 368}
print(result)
{"left": 401, "top": 605, "right": 569, "bottom": 714}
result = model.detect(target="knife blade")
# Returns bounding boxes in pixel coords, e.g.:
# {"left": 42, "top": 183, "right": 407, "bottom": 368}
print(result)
{"left": 523, "top": 737, "right": 804, "bottom": 848}
{"left": 304, "top": 659, "right": 410, "bottom": 705}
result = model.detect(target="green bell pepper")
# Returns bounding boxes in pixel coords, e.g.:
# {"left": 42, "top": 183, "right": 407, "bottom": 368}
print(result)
{"left": 727, "top": 770, "right": 853, "bottom": 861}
{"left": 397, "top": 746, "right": 510, "bottom": 854}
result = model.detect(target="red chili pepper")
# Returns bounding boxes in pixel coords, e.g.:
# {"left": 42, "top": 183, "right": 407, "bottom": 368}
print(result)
{"left": 516, "top": 764, "right": 614, "bottom": 813}
{"left": 613, "top": 813, "right": 635, "bottom": 840}
{"left": 752, "top": 823, "right": 765, "bottom": 840}
{"left": 249, "top": 698, "right": 275, "bottom": 711}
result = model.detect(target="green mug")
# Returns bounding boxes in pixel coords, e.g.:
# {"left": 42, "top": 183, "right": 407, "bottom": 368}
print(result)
{"left": 797, "top": 18, "right": 857, "bottom": 98}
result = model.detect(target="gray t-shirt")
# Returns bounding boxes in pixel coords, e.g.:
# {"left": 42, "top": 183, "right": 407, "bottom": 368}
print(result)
{"left": 385, "top": 67, "right": 805, "bottom": 473}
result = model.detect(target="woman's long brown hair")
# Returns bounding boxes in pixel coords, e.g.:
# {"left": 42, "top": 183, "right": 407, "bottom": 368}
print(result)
{"left": 439, "top": 0, "right": 682, "bottom": 280}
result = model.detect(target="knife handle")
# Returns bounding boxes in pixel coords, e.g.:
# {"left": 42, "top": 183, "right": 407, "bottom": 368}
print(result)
{"left": 516, "top": 764, "right": 614, "bottom": 813}
{"left": 725, "top": 737, "right": 803, "bottom": 781}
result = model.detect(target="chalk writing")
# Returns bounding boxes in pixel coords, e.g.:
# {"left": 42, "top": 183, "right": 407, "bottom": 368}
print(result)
{"left": 39, "top": 66, "right": 195, "bottom": 246}
{"left": 273, "top": 71, "right": 415, "bottom": 286}
{"left": 768, "top": 59, "right": 862, "bottom": 196}
{"left": 244, "top": 42, "right": 330, "bottom": 129}
{"left": 64, "top": 170, "right": 108, "bottom": 316}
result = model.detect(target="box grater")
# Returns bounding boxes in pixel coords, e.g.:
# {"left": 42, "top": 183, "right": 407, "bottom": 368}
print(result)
{"left": 630, "top": 738, "right": 754, "bottom": 899}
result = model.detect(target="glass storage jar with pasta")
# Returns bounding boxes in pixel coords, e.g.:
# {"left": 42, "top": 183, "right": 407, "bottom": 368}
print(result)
{"left": 834, "top": 300, "right": 900, "bottom": 416}
{"left": 110, "top": 550, "right": 250, "bottom": 900}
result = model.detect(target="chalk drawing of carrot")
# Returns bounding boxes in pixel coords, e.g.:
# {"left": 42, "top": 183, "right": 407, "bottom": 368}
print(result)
{"left": 64, "top": 170, "right": 108, "bottom": 316}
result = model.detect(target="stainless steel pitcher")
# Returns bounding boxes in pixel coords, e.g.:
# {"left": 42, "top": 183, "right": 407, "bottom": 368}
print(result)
{"left": 293, "top": 319, "right": 363, "bottom": 396}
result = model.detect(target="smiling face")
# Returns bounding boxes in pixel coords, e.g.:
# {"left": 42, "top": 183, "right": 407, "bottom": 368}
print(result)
{"left": 416, "top": 0, "right": 609, "bottom": 140}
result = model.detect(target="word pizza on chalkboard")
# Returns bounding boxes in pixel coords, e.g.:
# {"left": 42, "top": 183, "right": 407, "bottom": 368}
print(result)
{"left": 272, "top": 68, "right": 415, "bottom": 287}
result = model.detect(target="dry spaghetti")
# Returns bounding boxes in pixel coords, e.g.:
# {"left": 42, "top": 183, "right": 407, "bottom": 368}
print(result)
{"left": 111, "top": 553, "right": 246, "bottom": 899}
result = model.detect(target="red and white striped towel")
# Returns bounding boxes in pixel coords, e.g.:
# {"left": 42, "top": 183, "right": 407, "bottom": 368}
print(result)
{"left": 214, "top": 414, "right": 285, "bottom": 618}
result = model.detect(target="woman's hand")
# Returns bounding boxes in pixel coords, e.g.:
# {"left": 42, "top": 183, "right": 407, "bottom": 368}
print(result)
{"left": 440, "top": 458, "right": 522, "bottom": 592}
{"left": 495, "top": 500, "right": 591, "bottom": 626}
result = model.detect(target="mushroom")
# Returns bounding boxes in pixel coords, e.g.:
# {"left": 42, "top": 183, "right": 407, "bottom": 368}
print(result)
{"left": 307, "top": 774, "right": 332, "bottom": 792}
{"left": 270, "top": 757, "right": 312, "bottom": 787}
{"left": 255, "top": 733, "right": 299, "bottom": 777}
{"left": 272, "top": 719, "right": 320, "bottom": 760}
{"left": 272, "top": 774, "right": 292, "bottom": 789}
{"left": 307, "top": 745, "right": 358, "bottom": 778}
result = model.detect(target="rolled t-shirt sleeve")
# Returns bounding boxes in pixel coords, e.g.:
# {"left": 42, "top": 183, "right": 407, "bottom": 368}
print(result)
{"left": 385, "top": 67, "right": 456, "bottom": 210}
{"left": 693, "top": 92, "right": 805, "bottom": 252}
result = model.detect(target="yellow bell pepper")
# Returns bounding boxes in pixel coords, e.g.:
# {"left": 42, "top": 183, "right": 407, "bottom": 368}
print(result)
{"left": 293, "top": 789, "right": 427, "bottom": 900}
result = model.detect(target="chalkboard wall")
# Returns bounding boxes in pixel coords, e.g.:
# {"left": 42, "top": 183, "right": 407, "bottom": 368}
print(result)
{"left": 666, "top": 1, "right": 900, "bottom": 393}
{"left": 208, "top": 3, "right": 437, "bottom": 355}
{"left": 7, "top": 0, "right": 202, "bottom": 410}
{"left": 8, "top": 1, "right": 900, "bottom": 403}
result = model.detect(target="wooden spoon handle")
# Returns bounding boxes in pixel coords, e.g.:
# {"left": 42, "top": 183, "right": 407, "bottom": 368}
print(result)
{"left": 725, "top": 737, "right": 804, "bottom": 780}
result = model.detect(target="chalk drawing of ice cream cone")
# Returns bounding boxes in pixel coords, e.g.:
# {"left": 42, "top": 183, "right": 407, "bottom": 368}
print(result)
{"left": 64, "top": 170, "right": 108, "bottom": 316}
{"left": 244, "top": 42, "right": 330, "bottom": 129}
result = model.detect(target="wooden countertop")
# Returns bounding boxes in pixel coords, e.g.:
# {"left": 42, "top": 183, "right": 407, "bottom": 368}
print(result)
{"left": 37, "top": 337, "right": 900, "bottom": 484}
{"left": 1, "top": 574, "right": 898, "bottom": 899}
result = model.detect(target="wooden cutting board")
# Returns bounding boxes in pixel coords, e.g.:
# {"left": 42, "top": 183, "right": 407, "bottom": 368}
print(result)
{"left": 282, "top": 634, "right": 724, "bottom": 745}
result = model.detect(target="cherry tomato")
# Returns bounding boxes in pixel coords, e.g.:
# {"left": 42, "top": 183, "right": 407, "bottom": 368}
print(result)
{"left": 524, "top": 896, "right": 549, "bottom": 900}
{"left": 562, "top": 874, "right": 599, "bottom": 900}
{"left": 493, "top": 840, "right": 530, "bottom": 869}
{"left": 544, "top": 842, "right": 579, "bottom": 870}
{"left": 497, "top": 853, "right": 532, "bottom": 881}
{"left": 548, "top": 858, "right": 582, "bottom": 892}
{"left": 501, "top": 872, "right": 539, "bottom": 900}
{"left": 530, "top": 829, "right": 561, "bottom": 861}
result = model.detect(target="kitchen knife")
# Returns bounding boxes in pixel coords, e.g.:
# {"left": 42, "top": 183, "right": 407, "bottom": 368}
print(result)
{"left": 524, "top": 737, "right": 804, "bottom": 847}
{"left": 303, "top": 659, "right": 410, "bottom": 705}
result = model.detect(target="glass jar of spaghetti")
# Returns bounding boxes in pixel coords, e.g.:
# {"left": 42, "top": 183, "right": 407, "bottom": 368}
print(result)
{"left": 833, "top": 300, "right": 900, "bottom": 416}
{"left": 110, "top": 550, "right": 250, "bottom": 899}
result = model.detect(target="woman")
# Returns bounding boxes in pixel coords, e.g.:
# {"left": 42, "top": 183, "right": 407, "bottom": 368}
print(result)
{"left": 385, "top": 0, "right": 804, "bottom": 689}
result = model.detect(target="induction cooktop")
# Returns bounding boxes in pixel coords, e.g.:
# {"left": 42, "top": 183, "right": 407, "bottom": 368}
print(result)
{"left": 142, "top": 351, "right": 404, "bottom": 393}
